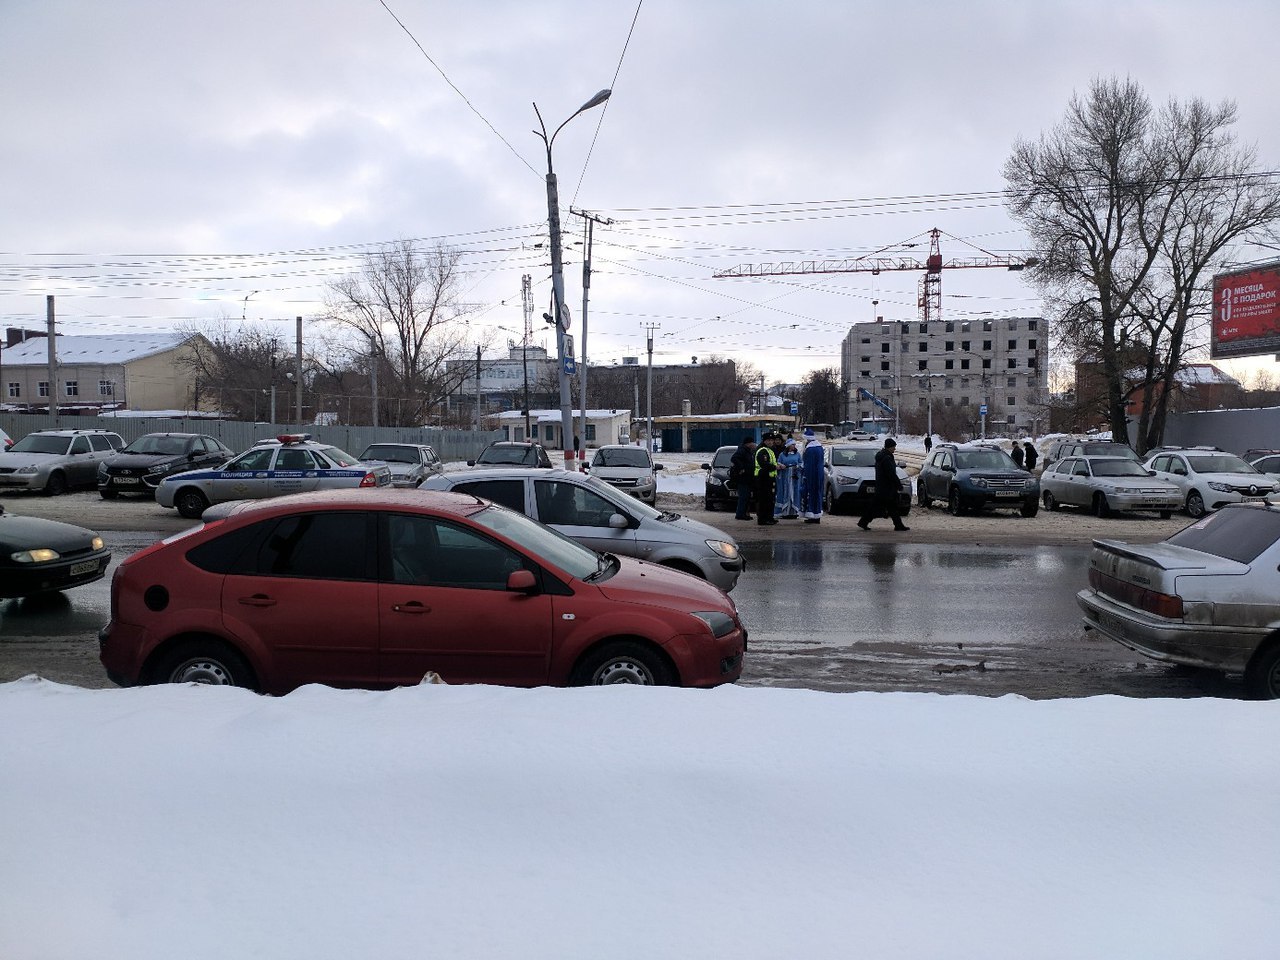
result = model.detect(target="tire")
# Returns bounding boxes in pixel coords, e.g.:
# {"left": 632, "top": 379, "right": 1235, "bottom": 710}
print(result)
{"left": 1093, "top": 493, "right": 1112, "bottom": 518}
{"left": 947, "top": 487, "right": 966, "bottom": 516}
{"left": 99, "top": 488, "right": 119, "bottom": 500}
{"left": 1244, "top": 641, "right": 1280, "bottom": 700}
{"left": 1159, "top": 510, "right": 1172, "bottom": 520}
{"left": 43, "top": 472, "right": 68, "bottom": 497}
{"left": 1020, "top": 498, "right": 1039, "bottom": 518}
{"left": 1186, "top": 490, "right": 1206, "bottom": 518}
{"left": 174, "top": 488, "right": 209, "bottom": 519}
{"left": 1043, "top": 491, "right": 1060, "bottom": 512}
{"left": 825, "top": 485, "right": 840, "bottom": 516}
{"left": 571, "top": 640, "right": 675, "bottom": 686}
{"left": 152, "top": 639, "right": 256, "bottom": 689}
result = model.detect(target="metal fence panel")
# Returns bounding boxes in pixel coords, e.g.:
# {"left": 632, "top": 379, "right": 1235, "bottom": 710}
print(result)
{"left": 0, "top": 414, "right": 502, "bottom": 463}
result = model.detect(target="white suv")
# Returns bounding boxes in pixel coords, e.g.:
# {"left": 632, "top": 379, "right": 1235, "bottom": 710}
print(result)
{"left": 585, "top": 444, "right": 662, "bottom": 504}
{"left": 1144, "top": 448, "right": 1280, "bottom": 517}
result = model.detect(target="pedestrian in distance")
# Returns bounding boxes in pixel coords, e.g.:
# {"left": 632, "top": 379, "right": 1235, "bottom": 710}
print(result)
{"left": 800, "top": 427, "right": 825, "bottom": 523}
{"left": 729, "top": 435, "right": 757, "bottom": 520}
{"left": 1010, "top": 441, "right": 1025, "bottom": 469}
{"left": 754, "top": 432, "right": 780, "bottom": 525}
{"left": 774, "top": 437, "right": 803, "bottom": 519}
{"left": 923, "top": 434, "right": 933, "bottom": 456}
{"left": 1023, "top": 440, "right": 1038, "bottom": 472}
{"left": 857, "top": 437, "right": 909, "bottom": 531}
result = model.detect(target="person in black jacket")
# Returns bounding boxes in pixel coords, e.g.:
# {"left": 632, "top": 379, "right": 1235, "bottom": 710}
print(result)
{"left": 857, "top": 437, "right": 909, "bottom": 531}
{"left": 1023, "top": 441, "right": 1039, "bottom": 472}
{"left": 729, "top": 435, "right": 757, "bottom": 520}
{"left": 754, "top": 433, "right": 780, "bottom": 525}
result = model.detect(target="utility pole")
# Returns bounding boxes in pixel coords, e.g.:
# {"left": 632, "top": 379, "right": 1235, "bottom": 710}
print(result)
{"left": 474, "top": 344, "right": 482, "bottom": 432}
{"left": 643, "top": 323, "right": 660, "bottom": 452}
{"left": 571, "top": 208, "right": 613, "bottom": 464}
{"left": 295, "top": 316, "right": 303, "bottom": 427}
{"left": 46, "top": 296, "right": 57, "bottom": 418}
{"left": 520, "top": 274, "right": 533, "bottom": 441}
{"left": 369, "top": 335, "right": 379, "bottom": 429}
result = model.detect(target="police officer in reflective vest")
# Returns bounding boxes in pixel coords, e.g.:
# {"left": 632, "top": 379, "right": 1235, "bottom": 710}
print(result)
{"left": 754, "top": 432, "right": 780, "bottom": 526}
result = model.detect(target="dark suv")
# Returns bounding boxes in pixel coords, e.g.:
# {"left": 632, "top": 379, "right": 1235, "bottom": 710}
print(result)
{"left": 468, "top": 440, "right": 554, "bottom": 468}
{"left": 98, "top": 432, "right": 234, "bottom": 499}
{"left": 917, "top": 443, "right": 1040, "bottom": 517}
{"left": 700, "top": 445, "right": 738, "bottom": 511}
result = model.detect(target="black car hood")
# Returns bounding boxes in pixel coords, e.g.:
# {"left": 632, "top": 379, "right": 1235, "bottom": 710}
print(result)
{"left": 0, "top": 514, "right": 98, "bottom": 553}
{"left": 107, "top": 453, "right": 183, "bottom": 469}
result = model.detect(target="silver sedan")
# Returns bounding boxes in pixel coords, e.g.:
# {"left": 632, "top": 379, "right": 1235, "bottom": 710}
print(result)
{"left": 1040, "top": 456, "right": 1182, "bottom": 518}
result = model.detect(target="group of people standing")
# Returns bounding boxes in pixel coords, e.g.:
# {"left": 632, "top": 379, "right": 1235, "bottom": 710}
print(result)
{"left": 729, "top": 429, "right": 826, "bottom": 526}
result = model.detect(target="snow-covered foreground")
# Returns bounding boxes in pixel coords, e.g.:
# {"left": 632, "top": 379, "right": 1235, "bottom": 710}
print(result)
{"left": 2, "top": 679, "right": 1276, "bottom": 959}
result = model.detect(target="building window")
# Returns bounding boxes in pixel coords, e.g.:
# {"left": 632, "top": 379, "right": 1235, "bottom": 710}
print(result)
{"left": 918, "top": 397, "right": 927, "bottom": 407}
{"left": 919, "top": 323, "right": 928, "bottom": 334}
{"left": 99, "top": 380, "right": 114, "bottom": 397}
{"left": 881, "top": 361, "right": 890, "bottom": 371}
{"left": 1007, "top": 358, "right": 1017, "bottom": 369}
{"left": 899, "top": 322, "right": 910, "bottom": 334}
{"left": 943, "top": 397, "right": 953, "bottom": 407}
{"left": 918, "top": 342, "right": 928, "bottom": 352}
{"left": 960, "top": 359, "right": 970, "bottom": 370}
{"left": 860, "top": 370, "right": 870, "bottom": 378}
{"left": 945, "top": 322, "right": 954, "bottom": 333}
{"left": 1028, "top": 339, "right": 1037, "bottom": 351}
{"left": 918, "top": 360, "right": 928, "bottom": 371}
{"left": 1028, "top": 320, "right": 1038, "bottom": 331}
{"left": 961, "top": 321, "right": 971, "bottom": 332}
{"left": 983, "top": 320, "right": 992, "bottom": 332}
{"left": 960, "top": 396, "right": 970, "bottom": 406}
{"left": 1007, "top": 414, "right": 1016, "bottom": 425}
{"left": 1028, "top": 355, "right": 1037, "bottom": 369}
{"left": 983, "top": 340, "right": 992, "bottom": 350}
{"left": 1008, "top": 339, "right": 1017, "bottom": 350}
{"left": 6, "top": 382, "right": 17, "bottom": 398}
{"left": 944, "top": 341, "right": 954, "bottom": 351}
{"left": 1009, "top": 319, "right": 1019, "bottom": 331}
{"left": 982, "top": 358, "right": 992, "bottom": 369}
{"left": 1007, "top": 377, "right": 1017, "bottom": 388}
{"left": 881, "top": 343, "right": 890, "bottom": 353}
{"left": 880, "top": 379, "right": 891, "bottom": 390}
{"left": 38, "top": 381, "right": 49, "bottom": 397}
{"left": 585, "top": 424, "right": 596, "bottom": 442}
{"left": 961, "top": 340, "right": 970, "bottom": 351}
{"left": 944, "top": 359, "right": 954, "bottom": 370}
{"left": 1007, "top": 396, "right": 1016, "bottom": 406}
{"left": 944, "top": 378, "right": 954, "bottom": 389}
{"left": 861, "top": 355, "right": 870, "bottom": 363}
{"left": 513, "top": 427, "right": 525, "bottom": 442}
{"left": 544, "top": 425, "right": 555, "bottom": 442}
{"left": 861, "top": 337, "right": 871, "bottom": 344}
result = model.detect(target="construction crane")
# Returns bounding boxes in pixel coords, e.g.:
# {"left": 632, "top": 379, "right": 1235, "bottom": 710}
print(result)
{"left": 713, "top": 227, "right": 1038, "bottom": 325}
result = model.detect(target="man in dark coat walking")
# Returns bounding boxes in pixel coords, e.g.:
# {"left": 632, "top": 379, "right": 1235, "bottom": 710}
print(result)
{"left": 857, "top": 437, "right": 909, "bottom": 531}
{"left": 1023, "top": 441, "right": 1038, "bottom": 472}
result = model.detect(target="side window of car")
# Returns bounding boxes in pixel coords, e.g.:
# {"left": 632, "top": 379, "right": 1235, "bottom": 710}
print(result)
{"left": 1072, "top": 460, "right": 1090, "bottom": 477}
{"left": 1170, "top": 457, "right": 1188, "bottom": 476}
{"left": 276, "top": 449, "right": 317, "bottom": 471}
{"left": 1261, "top": 457, "right": 1280, "bottom": 474}
{"left": 454, "top": 479, "right": 526, "bottom": 513}
{"left": 252, "top": 513, "right": 372, "bottom": 580}
{"left": 69, "top": 435, "right": 90, "bottom": 455}
{"left": 230, "top": 448, "right": 276, "bottom": 471}
{"left": 430, "top": 519, "right": 527, "bottom": 590}
{"left": 535, "top": 480, "right": 618, "bottom": 527}
{"left": 88, "top": 434, "right": 114, "bottom": 453}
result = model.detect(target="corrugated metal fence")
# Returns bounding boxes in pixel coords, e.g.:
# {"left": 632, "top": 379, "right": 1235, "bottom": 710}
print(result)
{"left": 0, "top": 414, "right": 503, "bottom": 463}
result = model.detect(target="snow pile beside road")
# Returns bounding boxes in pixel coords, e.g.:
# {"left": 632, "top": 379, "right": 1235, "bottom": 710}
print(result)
{"left": 1, "top": 678, "right": 1275, "bottom": 959}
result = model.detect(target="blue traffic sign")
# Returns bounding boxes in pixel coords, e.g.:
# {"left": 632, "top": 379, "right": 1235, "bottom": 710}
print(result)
{"left": 563, "top": 356, "right": 576, "bottom": 375}
{"left": 979, "top": 404, "right": 988, "bottom": 416}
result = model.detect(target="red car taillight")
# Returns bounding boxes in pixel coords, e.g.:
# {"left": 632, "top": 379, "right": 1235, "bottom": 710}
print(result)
{"left": 360, "top": 472, "right": 378, "bottom": 488}
{"left": 1089, "top": 568, "right": 1184, "bottom": 619}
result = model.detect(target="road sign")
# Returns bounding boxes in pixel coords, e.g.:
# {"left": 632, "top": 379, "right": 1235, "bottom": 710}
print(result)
{"left": 979, "top": 404, "right": 988, "bottom": 416}
{"left": 789, "top": 401, "right": 798, "bottom": 414}
{"left": 563, "top": 355, "right": 576, "bottom": 375}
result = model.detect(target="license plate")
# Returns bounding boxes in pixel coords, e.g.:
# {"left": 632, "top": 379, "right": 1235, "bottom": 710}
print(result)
{"left": 1243, "top": 497, "right": 1265, "bottom": 503}
{"left": 69, "top": 560, "right": 100, "bottom": 576}
{"left": 113, "top": 477, "right": 140, "bottom": 485}
{"left": 995, "top": 491, "right": 1019, "bottom": 498}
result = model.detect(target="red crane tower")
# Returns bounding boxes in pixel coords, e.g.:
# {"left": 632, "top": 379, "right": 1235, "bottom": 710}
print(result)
{"left": 713, "top": 227, "right": 1037, "bottom": 325}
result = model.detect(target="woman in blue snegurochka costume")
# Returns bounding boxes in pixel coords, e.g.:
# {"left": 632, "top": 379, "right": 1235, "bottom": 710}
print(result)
{"left": 774, "top": 436, "right": 803, "bottom": 519}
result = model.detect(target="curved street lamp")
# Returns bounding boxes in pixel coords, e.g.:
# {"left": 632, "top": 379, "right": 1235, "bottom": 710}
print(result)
{"left": 533, "top": 89, "right": 611, "bottom": 468}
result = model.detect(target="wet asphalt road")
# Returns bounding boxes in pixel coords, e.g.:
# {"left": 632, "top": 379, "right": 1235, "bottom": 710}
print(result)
{"left": 0, "top": 532, "right": 1244, "bottom": 699}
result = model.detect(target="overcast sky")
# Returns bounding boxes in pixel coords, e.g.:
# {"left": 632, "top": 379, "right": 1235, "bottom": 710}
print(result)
{"left": 3, "top": 0, "right": 1279, "bottom": 386}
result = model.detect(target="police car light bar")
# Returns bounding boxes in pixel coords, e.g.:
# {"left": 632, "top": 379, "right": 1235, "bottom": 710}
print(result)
{"left": 276, "top": 434, "right": 313, "bottom": 444}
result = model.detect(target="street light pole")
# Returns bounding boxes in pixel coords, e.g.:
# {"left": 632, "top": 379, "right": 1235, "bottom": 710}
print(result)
{"left": 534, "top": 89, "right": 611, "bottom": 470}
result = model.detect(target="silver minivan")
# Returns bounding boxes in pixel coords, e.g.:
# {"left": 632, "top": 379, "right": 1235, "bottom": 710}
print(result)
{"left": 421, "top": 468, "right": 743, "bottom": 592}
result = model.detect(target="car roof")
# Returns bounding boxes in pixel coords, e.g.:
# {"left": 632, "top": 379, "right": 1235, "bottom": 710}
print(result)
{"left": 209, "top": 487, "right": 487, "bottom": 522}
{"left": 438, "top": 467, "right": 581, "bottom": 482}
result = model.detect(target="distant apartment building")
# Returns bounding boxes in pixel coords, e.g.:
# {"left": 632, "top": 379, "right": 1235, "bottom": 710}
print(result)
{"left": 840, "top": 316, "right": 1049, "bottom": 434}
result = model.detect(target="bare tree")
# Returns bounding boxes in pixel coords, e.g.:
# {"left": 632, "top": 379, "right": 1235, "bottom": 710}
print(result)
{"left": 799, "top": 367, "right": 842, "bottom": 423}
{"left": 324, "top": 241, "right": 475, "bottom": 427}
{"left": 1004, "top": 76, "right": 1278, "bottom": 447}
{"left": 176, "top": 321, "right": 293, "bottom": 421}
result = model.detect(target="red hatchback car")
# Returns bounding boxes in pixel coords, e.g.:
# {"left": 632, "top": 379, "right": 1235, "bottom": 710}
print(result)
{"left": 99, "top": 489, "right": 746, "bottom": 692}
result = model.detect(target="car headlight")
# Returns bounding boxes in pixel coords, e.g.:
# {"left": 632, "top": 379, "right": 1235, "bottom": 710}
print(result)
{"left": 97, "top": 463, "right": 108, "bottom": 477}
{"left": 690, "top": 610, "right": 737, "bottom": 638}
{"left": 1208, "top": 481, "right": 1233, "bottom": 492}
{"left": 970, "top": 477, "right": 988, "bottom": 488}
{"left": 147, "top": 462, "right": 171, "bottom": 475}
{"left": 1113, "top": 486, "right": 1137, "bottom": 495}
{"left": 16, "top": 465, "right": 38, "bottom": 474}
{"left": 91, "top": 536, "right": 104, "bottom": 551}
{"left": 707, "top": 476, "right": 724, "bottom": 487}
{"left": 705, "top": 539, "right": 739, "bottom": 560}
{"left": 11, "top": 548, "right": 59, "bottom": 563}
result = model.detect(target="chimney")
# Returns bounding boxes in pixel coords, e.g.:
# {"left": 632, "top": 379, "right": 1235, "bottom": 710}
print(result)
{"left": 681, "top": 399, "right": 691, "bottom": 416}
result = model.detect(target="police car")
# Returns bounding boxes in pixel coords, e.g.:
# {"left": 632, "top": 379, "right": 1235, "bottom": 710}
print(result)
{"left": 155, "top": 434, "right": 393, "bottom": 519}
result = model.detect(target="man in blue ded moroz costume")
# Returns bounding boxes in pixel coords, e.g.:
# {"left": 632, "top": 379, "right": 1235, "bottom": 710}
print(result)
{"left": 800, "top": 428, "right": 825, "bottom": 523}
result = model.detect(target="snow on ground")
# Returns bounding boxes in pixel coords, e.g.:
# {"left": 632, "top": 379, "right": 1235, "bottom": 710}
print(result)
{"left": 1, "top": 677, "right": 1277, "bottom": 960}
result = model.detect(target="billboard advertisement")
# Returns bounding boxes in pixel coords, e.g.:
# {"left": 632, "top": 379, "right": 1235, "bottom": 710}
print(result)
{"left": 1211, "top": 261, "right": 1280, "bottom": 359}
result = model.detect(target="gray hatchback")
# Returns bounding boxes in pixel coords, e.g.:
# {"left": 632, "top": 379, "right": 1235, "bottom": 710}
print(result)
{"left": 0, "top": 429, "right": 124, "bottom": 495}
{"left": 422, "top": 468, "right": 743, "bottom": 592}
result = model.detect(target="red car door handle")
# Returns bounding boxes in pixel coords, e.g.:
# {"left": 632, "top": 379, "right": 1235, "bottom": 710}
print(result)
{"left": 238, "top": 595, "right": 277, "bottom": 607}
{"left": 393, "top": 601, "right": 430, "bottom": 614}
